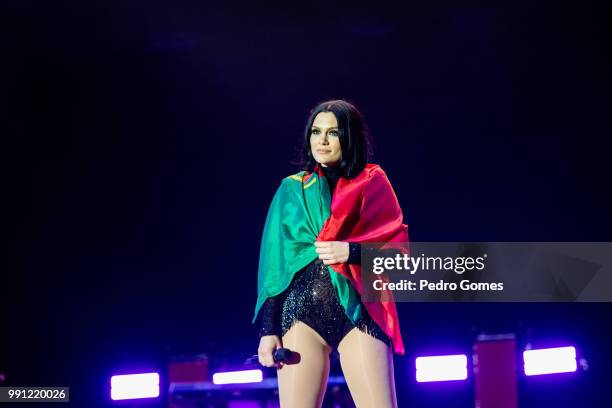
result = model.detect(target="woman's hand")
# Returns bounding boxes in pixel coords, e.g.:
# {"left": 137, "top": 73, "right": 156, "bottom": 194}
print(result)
{"left": 315, "top": 241, "right": 350, "bottom": 264}
{"left": 258, "top": 335, "right": 283, "bottom": 368}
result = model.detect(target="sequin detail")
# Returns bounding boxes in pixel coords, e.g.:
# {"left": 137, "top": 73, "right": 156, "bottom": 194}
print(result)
{"left": 280, "top": 258, "right": 391, "bottom": 349}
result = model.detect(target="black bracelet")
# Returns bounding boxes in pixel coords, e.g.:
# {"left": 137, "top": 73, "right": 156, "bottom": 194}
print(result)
{"left": 347, "top": 242, "right": 361, "bottom": 265}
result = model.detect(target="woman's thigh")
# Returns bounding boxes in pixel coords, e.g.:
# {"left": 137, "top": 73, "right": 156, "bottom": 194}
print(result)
{"left": 277, "top": 321, "right": 332, "bottom": 408}
{"left": 337, "top": 327, "right": 398, "bottom": 408}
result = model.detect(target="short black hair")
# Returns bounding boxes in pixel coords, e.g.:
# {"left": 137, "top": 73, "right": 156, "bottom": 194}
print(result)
{"left": 299, "top": 99, "right": 372, "bottom": 178}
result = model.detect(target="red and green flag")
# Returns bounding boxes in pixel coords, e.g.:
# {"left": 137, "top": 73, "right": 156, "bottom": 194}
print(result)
{"left": 253, "top": 163, "right": 408, "bottom": 355}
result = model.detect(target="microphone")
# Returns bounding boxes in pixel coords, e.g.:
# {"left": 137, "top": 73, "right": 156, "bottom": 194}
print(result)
{"left": 272, "top": 348, "right": 293, "bottom": 363}
{"left": 244, "top": 348, "right": 295, "bottom": 367}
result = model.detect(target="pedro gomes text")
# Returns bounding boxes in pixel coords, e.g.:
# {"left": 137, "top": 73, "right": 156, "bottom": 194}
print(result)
{"left": 371, "top": 253, "right": 504, "bottom": 292}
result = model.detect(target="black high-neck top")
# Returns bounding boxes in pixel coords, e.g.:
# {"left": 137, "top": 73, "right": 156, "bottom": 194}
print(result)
{"left": 320, "top": 164, "right": 342, "bottom": 193}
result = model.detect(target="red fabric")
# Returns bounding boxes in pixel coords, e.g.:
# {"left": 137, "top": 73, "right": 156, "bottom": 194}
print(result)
{"left": 315, "top": 163, "right": 409, "bottom": 355}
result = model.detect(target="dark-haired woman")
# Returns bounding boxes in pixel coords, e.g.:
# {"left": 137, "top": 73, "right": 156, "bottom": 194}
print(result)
{"left": 253, "top": 100, "right": 408, "bottom": 408}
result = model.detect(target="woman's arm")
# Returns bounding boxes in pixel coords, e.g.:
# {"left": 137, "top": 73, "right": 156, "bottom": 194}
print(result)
{"left": 316, "top": 241, "right": 403, "bottom": 265}
{"left": 347, "top": 242, "right": 407, "bottom": 265}
{"left": 255, "top": 295, "right": 283, "bottom": 338}
{"left": 256, "top": 295, "right": 284, "bottom": 368}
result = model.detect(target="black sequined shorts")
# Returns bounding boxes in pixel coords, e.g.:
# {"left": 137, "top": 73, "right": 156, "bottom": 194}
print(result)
{"left": 280, "top": 258, "right": 391, "bottom": 349}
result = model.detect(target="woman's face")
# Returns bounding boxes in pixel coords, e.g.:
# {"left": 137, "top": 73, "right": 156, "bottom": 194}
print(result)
{"left": 310, "top": 112, "right": 342, "bottom": 167}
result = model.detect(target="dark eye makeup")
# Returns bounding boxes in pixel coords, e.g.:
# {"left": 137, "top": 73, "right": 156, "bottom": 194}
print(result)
{"left": 311, "top": 128, "right": 339, "bottom": 136}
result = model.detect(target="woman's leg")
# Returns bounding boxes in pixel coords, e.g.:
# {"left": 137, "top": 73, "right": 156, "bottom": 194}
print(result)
{"left": 337, "top": 328, "right": 398, "bottom": 408}
{"left": 277, "top": 321, "right": 332, "bottom": 408}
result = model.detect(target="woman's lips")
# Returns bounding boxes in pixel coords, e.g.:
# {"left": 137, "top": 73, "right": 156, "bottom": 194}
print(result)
{"left": 317, "top": 150, "right": 331, "bottom": 154}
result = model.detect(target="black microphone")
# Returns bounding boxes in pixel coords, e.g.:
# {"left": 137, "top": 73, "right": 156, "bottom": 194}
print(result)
{"left": 272, "top": 348, "right": 293, "bottom": 363}
{"left": 244, "top": 348, "right": 295, "bottom": 367}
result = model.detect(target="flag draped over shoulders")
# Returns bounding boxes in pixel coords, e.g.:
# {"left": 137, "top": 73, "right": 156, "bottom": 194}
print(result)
{"left": 253, "top": 163, "right": 408, "bottom": 355}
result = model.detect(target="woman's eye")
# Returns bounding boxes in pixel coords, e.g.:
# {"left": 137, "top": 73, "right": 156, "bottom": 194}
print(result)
{"left": 329, "top": 130, "right": 339, "bottom": 136}
{"left": 311, "top": 129, "right": 320, "bottom": 135}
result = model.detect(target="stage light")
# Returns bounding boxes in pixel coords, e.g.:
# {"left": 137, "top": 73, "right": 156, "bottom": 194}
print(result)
{"left": 415, "top": 354, "right": 468, "bottom": 382}
{"left": 212, "top": 369, "right": 263, "bottom": 385}
{"left": 110, "top": 372, "right": 160, "bottom": 400}
{"left": 523, "top": 346, "right": 577, "bottom": 376}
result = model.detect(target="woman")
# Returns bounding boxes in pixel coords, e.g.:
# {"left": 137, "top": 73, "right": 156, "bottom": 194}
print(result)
{"left": 252, "top": 100, "right": 408, "bottom": 408}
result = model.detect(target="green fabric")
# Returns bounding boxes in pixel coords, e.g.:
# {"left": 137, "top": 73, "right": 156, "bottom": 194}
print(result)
{"left": 252, "top": 171, "right": 363, "bottom": 325}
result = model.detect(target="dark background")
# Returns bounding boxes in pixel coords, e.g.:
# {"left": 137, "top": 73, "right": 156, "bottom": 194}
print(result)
{"left": 3, "top": 0, "right": 611, "bottom": 407}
